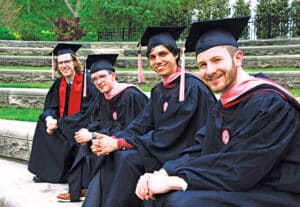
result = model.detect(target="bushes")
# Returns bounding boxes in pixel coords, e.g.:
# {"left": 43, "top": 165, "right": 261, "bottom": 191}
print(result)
{"left": 0, "top": 26, "right": 16, "bottom": 40}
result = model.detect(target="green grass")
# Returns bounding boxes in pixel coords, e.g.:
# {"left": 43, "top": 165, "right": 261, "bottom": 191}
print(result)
{"left": 0, "top": 107, "right": 42, "bottom": 122}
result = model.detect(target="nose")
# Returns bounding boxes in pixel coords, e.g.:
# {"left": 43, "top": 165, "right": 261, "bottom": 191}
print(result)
{"left": 206, "top": 63, "right": 216, "bottom": 74}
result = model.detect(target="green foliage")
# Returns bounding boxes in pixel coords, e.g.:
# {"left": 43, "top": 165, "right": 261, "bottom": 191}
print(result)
{"left": 195, "top": 0, "right": 230, "bottom": 20}
{"left": 0, "top": 26, "right": 16, "bottom": 40}
{"left": 232, "top": 0, "right": 251, "bottom": 39}
{"left": 255, "top": 0, "right": 290, "bottom": 39}
{"left": 290, "top": 0, "right": 300, "bottom": 37}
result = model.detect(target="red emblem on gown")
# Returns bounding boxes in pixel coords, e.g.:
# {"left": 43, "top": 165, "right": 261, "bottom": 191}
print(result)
{"left": 221, "top": 129, "right": 230, "bottom": 145}
{"left": 112, "top": 112, "right": 117, "bottom": 120}
{"left": 163, "top": 101, "right": 168, "bottom": 112}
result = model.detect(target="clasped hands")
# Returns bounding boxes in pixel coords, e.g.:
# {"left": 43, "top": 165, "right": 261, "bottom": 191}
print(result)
{"left": 90, "top": 133, "right": 118, "bottom": 156}
{"left": 135, "top": 169, "right": 187, "bottom": 200}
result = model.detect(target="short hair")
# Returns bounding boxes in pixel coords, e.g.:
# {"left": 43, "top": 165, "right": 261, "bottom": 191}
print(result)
{"left": 146, "top": 44, "right": 181, "bottom": 65}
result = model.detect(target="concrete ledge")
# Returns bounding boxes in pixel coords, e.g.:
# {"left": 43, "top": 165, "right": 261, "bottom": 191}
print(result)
{"left": 0, "top": 88, "right": 48, "bottom": 108}
{"left": 0, "top": 157, "right": 81, "bottom": 207}
{"left": 0, "top": 119, "right": 36, "bottom": 161}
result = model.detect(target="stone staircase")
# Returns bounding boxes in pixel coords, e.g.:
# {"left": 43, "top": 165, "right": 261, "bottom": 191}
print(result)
{"left": 0, "top": 39, "right": 299, "bottom": 109}
{"left": 0, "top": 39, "right": 300, "bottom": 69}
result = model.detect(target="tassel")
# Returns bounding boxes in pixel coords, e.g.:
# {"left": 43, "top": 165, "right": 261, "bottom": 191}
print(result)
{"left": 179, "top": 46, "right": 185, "bottom": 102}
{"left": 137, "top": 43, "right": 144, "bottom": 83}
{"left": 51, "top": 52, "right": 55, "bottom": 80}
{"left": 83, "top": 63, "right": 87, "bottom": 97}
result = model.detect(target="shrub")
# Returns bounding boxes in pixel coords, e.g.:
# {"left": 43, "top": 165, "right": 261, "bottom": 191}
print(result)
{"left": 0, "top": 26, "right": 16, "bottom": 40}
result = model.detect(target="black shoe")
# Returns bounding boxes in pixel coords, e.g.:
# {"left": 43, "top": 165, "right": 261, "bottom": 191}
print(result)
{"left": 32, "top": 175, "right": 46, "bottom": 183}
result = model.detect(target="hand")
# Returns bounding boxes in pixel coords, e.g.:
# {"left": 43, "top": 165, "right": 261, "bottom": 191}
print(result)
{"left": 135, "top": 173, "right": 153, "bottom": 200}
{"left": 90, "top": 134, "right": 118, "bottom": 156}
{"left": 74, "top": 128, "right": 92, "bottom": 144}
{"left": 46, "top": 116, "right": 58, "bottom": 134}
{"left": 136, "top": 170, "right": 186, "bottom": 200}
{"left": 93, "top": 134, "right": 118, "bottom": 156}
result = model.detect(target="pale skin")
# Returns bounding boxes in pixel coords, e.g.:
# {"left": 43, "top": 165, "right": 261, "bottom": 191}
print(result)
{"left": 90, "top": 45, "right": 179, "bottom": 156}
{"left": 135, "top": 45, "right": 248, "bottom": 200}
{"left": 74, "top": 70, "right": 116, "bottom": 147}
{"left": 46, "top": 53, "right": 76, "bottom": 134}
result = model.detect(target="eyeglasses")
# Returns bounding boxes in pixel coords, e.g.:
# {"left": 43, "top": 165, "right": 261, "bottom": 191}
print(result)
{"left": 58, "top": 59, "right": 73, "bottom": 66}
{"left": 91, "top": 74, "right": 110, "bottom": 83}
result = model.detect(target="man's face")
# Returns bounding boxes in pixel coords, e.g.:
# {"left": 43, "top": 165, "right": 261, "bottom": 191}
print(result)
{"left": 57, "top": 53, "right": 76, "bottom": 80}
{"left": 91, "top": 70, "right": 115, "bottom": 94}
{"left": 196, "top": 46, "right": 238, "bottom": 93}
{"left": 148, "top": 45, "right": 178, "bottom": 78}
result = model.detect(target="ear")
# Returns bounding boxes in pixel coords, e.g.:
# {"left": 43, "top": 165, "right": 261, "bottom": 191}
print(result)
{"left": 111, "top": 72, "right": 116, "bottom": 80}
{"left": 233, "top": 50, "right": 243, "bottom": 67}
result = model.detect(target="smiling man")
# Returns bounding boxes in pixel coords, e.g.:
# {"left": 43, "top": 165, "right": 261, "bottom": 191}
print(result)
{"left": 56, "top": 54, "right": 149, "bottom": 202}
{"left": 28, "top": 43, "right": 99, "bottom": 184}
{"left": 82, "top": 26, "right": 216, "bottom": 207}
{"left": 135, "top": 16, "right": 300, "bottom": 207}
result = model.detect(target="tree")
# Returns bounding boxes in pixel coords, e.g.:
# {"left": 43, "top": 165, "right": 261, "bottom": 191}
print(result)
{"left": 195, "top": 0, "right": 231, "bottom": 20}
{"left": 79, "top": 0, "right": 191, "bottom": 41}
{"left": 290, "top": 0, "right": 300, "bottom": 37}
{"left": 255, "top": 0, "right": 290, "bottom": 39}
{"left": 232, "top": 0, "right": 251, "bottom": 39}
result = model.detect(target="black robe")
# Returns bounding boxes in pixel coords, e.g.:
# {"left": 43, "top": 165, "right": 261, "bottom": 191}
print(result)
{"left": 28, "top": 73, "right": 99, "bottom": 183}
{"left": 149, "top": 83, "right": 300, "bottom": 207}
{"left": 82, "top": 73, "right": 216, "bottom": 207}
{"left": 67, "top": 86, "right": 149, "bottom": 201}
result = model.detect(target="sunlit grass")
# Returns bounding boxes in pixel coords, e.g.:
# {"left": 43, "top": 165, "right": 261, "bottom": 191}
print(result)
{"left": 0, "top": 107, "right": 42, "bottom": 122}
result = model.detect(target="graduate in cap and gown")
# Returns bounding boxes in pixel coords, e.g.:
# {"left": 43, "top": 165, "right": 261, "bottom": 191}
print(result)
{"left": 56, "top": 54, "right": 149, "bottom": 202}
{"left": 135, "top": 16, "right": 300, "bottom": 207}
{"left": 28, "top": 43, "right": 99, "bottom": 183}
{"left": 82, "top": 26, "right": 216, "bottom": 207}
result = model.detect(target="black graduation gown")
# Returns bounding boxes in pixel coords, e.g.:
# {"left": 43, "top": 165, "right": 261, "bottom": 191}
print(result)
{"left": 83, "top": 73, "right": 216, "bottom": 207}
{"left": 150, "top": 84, "right": 300, "bottom": 207}
{"left": 68, "top": 86, "right": 149, "bottom": 201}
{"left": 28, "top": 73, "right": 99, "bottom": 183}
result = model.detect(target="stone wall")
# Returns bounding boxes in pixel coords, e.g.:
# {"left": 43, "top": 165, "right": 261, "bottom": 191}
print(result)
{"left": 0, "top": 119, "right": 35, "bottom": 161}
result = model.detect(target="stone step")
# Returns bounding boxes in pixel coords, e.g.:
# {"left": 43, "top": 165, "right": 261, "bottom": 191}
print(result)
{"left": 0, "top": 46, "right": 124, "bottom": 56}
{"left": 1, "top": 54, "right": 300, "bottom": 68}
{"left": 125, "top": 44, "right": 300, "bottom": 57}
{"left": 1, "top": 44, "right": 299, "bottom": 57}
{"left": 1, "top": 38, "right": 300, "bottom": 49}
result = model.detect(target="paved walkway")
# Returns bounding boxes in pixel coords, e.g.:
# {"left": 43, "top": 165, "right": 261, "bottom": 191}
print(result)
{"left": 0, "top": 157, "right": 82, "bottom": 207}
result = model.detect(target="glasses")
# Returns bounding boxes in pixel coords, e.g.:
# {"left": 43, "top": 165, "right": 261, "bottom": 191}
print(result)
{"left": 92, "top": 74, "right": 110, "bottom": 83}
{"left": 58, "top": 59, "right": 73, "bottom": 66}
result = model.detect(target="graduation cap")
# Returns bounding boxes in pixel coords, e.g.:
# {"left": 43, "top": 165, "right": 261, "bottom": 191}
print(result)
{"left": 185, "top": 16, "right": 250, "bottom": 55}
{"left": 50, "top": 43, "right": 82, "bottom": 56}
{"left": 140, "top": 26, "right": 186, "bottom": 49}
{"left": 86, "top": 54, "right": 119, "bottom": 74}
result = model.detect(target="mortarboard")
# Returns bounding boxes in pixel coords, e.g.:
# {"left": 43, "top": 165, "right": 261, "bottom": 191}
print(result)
{"left": 185, "top": 16, "right": 250, "bottom": 55}
{"left": 140, "top": 26, "right": 186, "bottom": 49}
{"left": 50, "top": 43, "right": 82, "bottom": 56}
{"left": 86, "top": 54, "right": 119, "bottom": 74}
